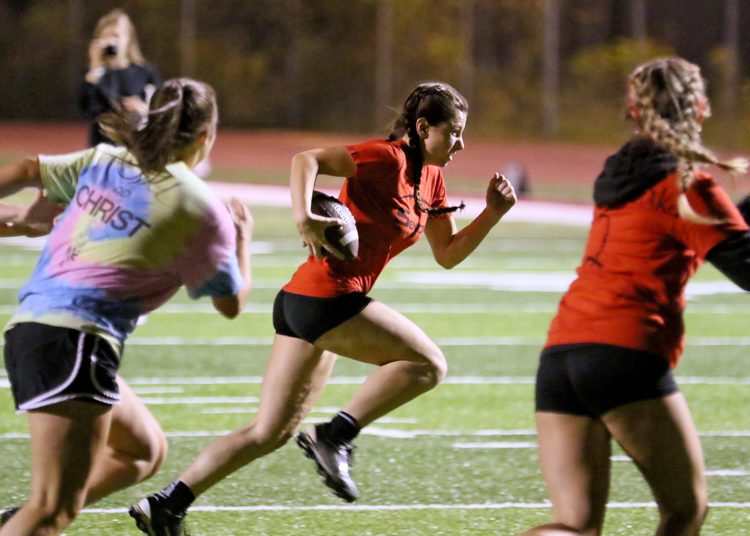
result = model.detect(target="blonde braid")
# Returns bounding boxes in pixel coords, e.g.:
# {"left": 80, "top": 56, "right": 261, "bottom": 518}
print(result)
{"left": 627, "top": 57, "right": 747, "bottom": 221}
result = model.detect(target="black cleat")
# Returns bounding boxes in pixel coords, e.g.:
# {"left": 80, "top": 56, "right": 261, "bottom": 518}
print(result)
{"left": 129, "top": 496, "right": 189, "bottom": 536}
{"left": 296, "top": 427, "right": 359, "bottom": 502}
{"left": 0, "top": 507, "right": 19, "bottom": 526}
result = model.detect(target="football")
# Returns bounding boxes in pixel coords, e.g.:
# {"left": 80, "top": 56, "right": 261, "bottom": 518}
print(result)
{"left": 310, "top": 190, "right": 359, "bottom": 261}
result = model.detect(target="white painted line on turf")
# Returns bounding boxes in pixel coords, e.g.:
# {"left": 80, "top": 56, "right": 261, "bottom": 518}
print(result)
{"left": 139, "top": 396, "right": 260, "bottom": 405}
{"left": 79, "top": 501, "right": 750, "bottom": 515}
{"left": 2, "top": 428, "right": 750, "bottom": 441}
{"left": 4, "top": 335, "right": 750, "bottom": 348}
{"left": 132, "top": 387, "right": 184, "bottom": 395}
{"left": 5, "top": 375, "right": 750, "bottom": 390}
{"left": 453, "top": 441, "right": 538, "bottom": 449}
{"left": 3, "top": 302, "right": 750, "bottom": 315}
{"left": 394, "top": 272, "right": 746, "bottom": 297}
{"left": 705, "top": 469, "right": 750, "bottom": 476}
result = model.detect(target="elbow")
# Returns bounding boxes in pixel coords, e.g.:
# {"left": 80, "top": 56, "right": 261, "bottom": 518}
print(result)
{"left": 213, "top": 293, "right": 247, "bottom": 319}
{"left": 291, "top": 150, "right": 314, "bottom": 167}
{"left": 20, "top": 158, "right": 40, "bottom": 186}
{"left": 216, "top": 303, "right": 240, "bottom": 319}
{"left": 435, "top": 256, "right": 458, "bottom": 270}
{"left": 221, "top": 309, "right": 240, "bottom": 320}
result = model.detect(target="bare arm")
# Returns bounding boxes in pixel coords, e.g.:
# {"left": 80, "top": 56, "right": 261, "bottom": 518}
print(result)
{"left": 0, "top": 158, "right": 43, "bottom": 198}
{"left": 289, "top": 146, "right": 356, "bottom": 260}
{"left": 212, "top": 198, "right": 254, "bottom": 318}
{"left": 425, "top": 173, "right": 516, "bottom": 269}
{"left": 0, "top": 159, "right": 60, "bottom": 236}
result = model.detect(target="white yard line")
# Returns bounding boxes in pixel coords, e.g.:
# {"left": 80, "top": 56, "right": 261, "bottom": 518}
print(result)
{"left": 4, "top": 375, "right": 750, "bottom": 389}
{"left": 5, "top": 375, "right": 750, "bottom": 387}
{"left": 3, "top": 335, "right": 750, "bottom": 347}
{"left": 78, "top": 501, "right": 750, "bottom": 515}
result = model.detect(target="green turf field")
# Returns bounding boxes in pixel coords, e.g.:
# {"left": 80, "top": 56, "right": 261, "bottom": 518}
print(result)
{"left": 1, "top": 205, "right": 749, "bottom": 535}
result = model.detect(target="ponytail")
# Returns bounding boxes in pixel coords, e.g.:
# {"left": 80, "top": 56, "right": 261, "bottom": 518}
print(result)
{"left": 99, "top": 78, "right": 217, "bottom": 176}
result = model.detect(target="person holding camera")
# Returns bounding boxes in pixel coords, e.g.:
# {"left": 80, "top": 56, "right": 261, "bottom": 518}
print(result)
{"left": 79, "top": 9, "right": 162, "bottom": 147}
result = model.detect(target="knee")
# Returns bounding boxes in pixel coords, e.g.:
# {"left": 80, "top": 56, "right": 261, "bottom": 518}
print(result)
{"left": 138, "top": 424, "right": 169, "bottom": 480}
{"left": 660, "top": 498, "right": 708, "bottom": 532}
{"left": 521, "top": 524, "right": 598, "bottom": 536}
{"left": 24, "top": 496, "right": 83, "bottom": 532}
{"left": 242, "top": 422, "right": 294, "bottom": 455}
{"left": 421, "top": 348, "right": 447, "bottom": 388}
{"left": 147, "top": 428, "right": 169, "bottom": 478}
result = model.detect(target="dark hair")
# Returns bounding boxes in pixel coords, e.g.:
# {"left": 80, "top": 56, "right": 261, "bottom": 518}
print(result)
{"left": 99, "top": 77, "right": 217, "bottom": 175}
{"left": 387, "top": 82, "right": 468, "bottom": 216}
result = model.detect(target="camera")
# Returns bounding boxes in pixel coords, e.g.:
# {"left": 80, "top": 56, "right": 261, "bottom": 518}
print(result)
{"left": 103, "top": 44, "right": 118, "bottom": 57}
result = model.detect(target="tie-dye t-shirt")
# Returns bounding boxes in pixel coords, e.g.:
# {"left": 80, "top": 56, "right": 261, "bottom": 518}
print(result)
{"left": 6, "top": 144, "right": 243, "bottom": 355}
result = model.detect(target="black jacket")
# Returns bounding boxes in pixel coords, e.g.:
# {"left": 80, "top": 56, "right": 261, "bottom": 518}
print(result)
{"left": 79, "top": 63, "right": 162, "bottom": 146}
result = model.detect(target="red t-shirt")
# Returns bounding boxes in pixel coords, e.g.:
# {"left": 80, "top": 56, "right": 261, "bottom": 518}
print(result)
{"left": 284, "top": 139, "right": 450, "bottom": 297}
{"left": 546, "top": 171, "right": 748, "bottom": 367}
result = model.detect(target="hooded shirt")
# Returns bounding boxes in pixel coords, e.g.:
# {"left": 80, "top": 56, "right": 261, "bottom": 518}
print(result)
{"left": 545, "top": 137, "right": 748, "bottom": 367}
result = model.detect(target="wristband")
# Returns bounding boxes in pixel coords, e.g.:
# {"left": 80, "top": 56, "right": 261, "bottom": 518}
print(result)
{"left": 89, "top": 67, "right": 105, "bottom": 78}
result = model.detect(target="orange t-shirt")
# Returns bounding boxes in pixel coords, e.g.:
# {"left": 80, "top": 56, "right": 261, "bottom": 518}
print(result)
{"left": 546, "top": 171, "right": 748, "bottom": 367}
{"left": 283, "top": 139, "right": 450, "bottom": 298}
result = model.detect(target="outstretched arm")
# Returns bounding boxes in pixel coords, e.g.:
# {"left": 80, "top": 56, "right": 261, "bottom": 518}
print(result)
{"left": 425, "top": 173, "right": 516, "bottom": 269}
{"left": 289, "top": 147, "right": 355, "bottom": 260}
{"left": 0, "top": 159, "right": 61, "bottom": 236}
{"left": 0, "top": 189, "right": 62, "bottom": 237}
{"left": 0, "top": 158, "right": 43, "bottom": 198}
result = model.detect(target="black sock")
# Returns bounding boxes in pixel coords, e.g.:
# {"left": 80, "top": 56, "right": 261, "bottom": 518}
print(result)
{"left": 156, "top": 480, "right": 196, "bottom": 514}
{"left": 317, "top": 411, "right": 361, "bottom": 444}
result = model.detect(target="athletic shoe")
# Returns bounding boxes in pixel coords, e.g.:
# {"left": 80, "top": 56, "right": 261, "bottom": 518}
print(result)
{"left": 296, "top": 427, "right": 359, "bottom": 502}
{"left": 129, "top": 496, "right": 189, "bottom": 536}
{"left": 0, "top": 507, "right": 19, "bottom": 526}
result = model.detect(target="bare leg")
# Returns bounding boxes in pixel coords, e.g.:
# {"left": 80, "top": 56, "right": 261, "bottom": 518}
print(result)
{"left": 177, "top": 335, "right": 336, "bottom": 495}
{"left": 315, "top": 300, "right": 447, "bottom": 426}
{"left": 0, "top": 401, "right": 111, "bottom": 536}
{"left": 84, "top": 377, "right": 167, "bottom": 504}
{"left": 521, "top": 412, "right": 611, "bottom": 536}
{"left": 602, "top": 393, "right": 707, "bottom": 536}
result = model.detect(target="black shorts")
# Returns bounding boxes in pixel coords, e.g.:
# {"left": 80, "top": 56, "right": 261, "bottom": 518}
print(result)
{"left": 535, "top": 343, "right": 679, "bottom": 418}
{"left": 4, "top": 322, "right": 121, "bottom": 412}
{"left": 273, "top": 290, "right": 372, "bottom": 343}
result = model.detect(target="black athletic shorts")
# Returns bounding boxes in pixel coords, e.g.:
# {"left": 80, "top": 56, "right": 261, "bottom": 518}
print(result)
{"left": 273, "top": 290, "right": 372, "bottom": 343}
{"left": 535, "top": 343, "right": 679, "bottom": 418}
{"left": 4, "top": 322, "right": 121, "bottom": 412}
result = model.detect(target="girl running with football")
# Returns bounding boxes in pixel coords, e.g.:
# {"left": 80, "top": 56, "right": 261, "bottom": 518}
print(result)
{"left": 522, "top": 57, "right": 750, "bottom": 536}
{"left": 0, "top": 77, "right": 252, "bottom": 536}
{"left": 132, "top": 81, "right": 517, "bottom": 535}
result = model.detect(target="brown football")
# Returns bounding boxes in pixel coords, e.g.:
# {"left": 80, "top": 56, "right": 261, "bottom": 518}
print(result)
{"left": 310, "top": 190, "right": 359, "bottom": 261}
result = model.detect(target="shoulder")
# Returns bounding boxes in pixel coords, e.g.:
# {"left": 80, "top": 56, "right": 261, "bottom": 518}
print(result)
{"left": 686, "top": 171, "right": 740, "bottom": 220}
{"left": 165, "top": 162, "right": 225, "bottom": 215}
{"left": 128, "top": 63, "right": 161, "bottom": 80}
{"left": 347, "top": 139, "right": 406, "bottom": 167}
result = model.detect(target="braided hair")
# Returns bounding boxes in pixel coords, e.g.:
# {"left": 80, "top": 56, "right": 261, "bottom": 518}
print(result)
{"left": 99, "top": 78, "right": 217, "bottom": 176}
{"left": 626, "top": 57, "right": 747, "bottom": 221}
{"left": 387, "top": 82, "right": 467, "bottom": 216}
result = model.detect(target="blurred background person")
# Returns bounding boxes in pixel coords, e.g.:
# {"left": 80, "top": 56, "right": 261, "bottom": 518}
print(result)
{"left": 79, "top": 8, "right": 162, "bottom": 147}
